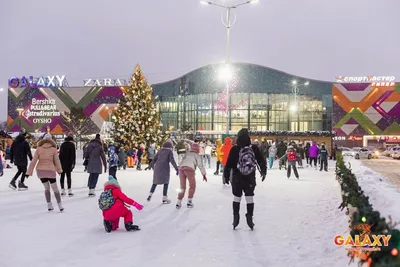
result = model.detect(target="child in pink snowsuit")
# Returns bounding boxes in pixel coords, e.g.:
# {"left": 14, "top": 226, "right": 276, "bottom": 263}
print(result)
{"left": 102, "top": 176, "right": 143, "bottom": 232}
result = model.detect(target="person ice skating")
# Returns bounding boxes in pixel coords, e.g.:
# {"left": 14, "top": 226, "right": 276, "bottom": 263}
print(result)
{"left": 331, "top": 144, "right": 337, "bottom": 161}
{"left": 319, "top": 145, "right": 329, "bottom": 172}
{"left": 268, "top": 142, "right": 277, "bottom": 169}
{"left": 59, "top": 135, "right": 76, "bottom": 197}
{"left": 176, "top": 140, "right": 186, "bottom": 164}
{"left": 294, "top": 143, "right": 303, "bottom": 168}
{"left": 27, "top": 134, "right": 64, "bottom": 212}
{"left": 277, "top": 141, "right": 287, "bottom": 170}
{"left": 127, "top": 148, "right": 135, "bottom": 168}
{"left": 223, "top": 128, "right": 266, "bottom": 230}
{"left": 144, "top": 144, "right": 156, "bottom": 170}
{"left": 83, "top": 142, "right": 89, "bottom": 172}
{"left": 0, "top": 152, "right": 3, "bottom": 177}
{"left": 221, "top": 137, "right": 233, "bottom": 177}
{"left": 118, "top": 147, "right": 127, "bottom": 170}
{"left": 214, "top": 139, "right": 223, "bottom": 175}
{"left": 280, "top": 146, "right": 299, "bottom": 179}
{"left": 108, "top": 145, "right": 119, "bottom": 179}
{"left": 100, "top": 176, "right": 143, "bottom": 232}
{"left": 9, "top": 132, "right": 33, "bottom": 190}
{"left": 147, "top": 141, "right": 178, "bottom": 204}
{"left": 304, "top": 142, "right": 310, "bottom": 166}
{"left": 136, "top": 145, "right": 143, "bottom": 170}
{"left": 85, "top": 134, "right": 107, "bottom": 197}
{"left": 176, "top": 143, "right": 207, "bottom": 209}
{"left": 308, "top": 141, "right": 319, "bottom": 169}
{"left": 204, "top": 141, "right": 212, "bottom": 168}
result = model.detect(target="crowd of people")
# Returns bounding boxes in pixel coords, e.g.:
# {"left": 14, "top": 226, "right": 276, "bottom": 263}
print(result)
{"left": 1, "top": 129, "right": 338, "bottom": 232}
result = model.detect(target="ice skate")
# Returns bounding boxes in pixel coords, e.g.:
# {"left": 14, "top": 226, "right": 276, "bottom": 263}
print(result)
{"left": 88, "top": 189, "right": 96, "bottom": 197}
{"left": 18, "top": 182, "right": 28, "bottom": 191}
{"left": 213, "top": 171, "right": 218, "bottom": 175}
{"left": 147, "top": 194, "right": 152, "bottom": 202}
{"left": 58, "top": 202, "right": 64, "bottom": 212}
{"left": 61, "top": 189, "right": 66, "bottom": 196}
{"left": 187, "top": 200, "right": 194, "bottom": 208}
{"left": 103, "top": 220, "right": 112, "bottom": 233}
{"left": 9, "top": 181, "right": 17, "bottom": 190}
{"left": 232, "top": 202, "right": 240, "bottom": 230}
{"left": 68, "top": 189, "right": 74, "bottom": 197}
{"left": 176, "top": 200, "right": 182, "bottom": 209}
{"left": 125, "top": 222, "right": 140, "bottom": 231}
{"left": 162, "top": 196, "right": 171, "bottom": 204}
{"left": 246, "top": 203, "right": 255, "bottom": 230}
{"left": 47, "top": 202, "right": 54, "bottom": 212}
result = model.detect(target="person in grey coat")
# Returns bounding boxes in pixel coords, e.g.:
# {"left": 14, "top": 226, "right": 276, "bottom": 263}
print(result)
{"left": 145, "top": 143, "right": 156, "bottom": 170}
{"left": 146, "top": 141, "right": 178, "bottom": 204}
{"left": 84, "top": 134, "right": 107, "bottom": 197}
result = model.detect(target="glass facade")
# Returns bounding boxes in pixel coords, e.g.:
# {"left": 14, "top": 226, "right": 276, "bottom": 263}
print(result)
{"left": 159, "top": 93, "right": 330, "bottom": 132}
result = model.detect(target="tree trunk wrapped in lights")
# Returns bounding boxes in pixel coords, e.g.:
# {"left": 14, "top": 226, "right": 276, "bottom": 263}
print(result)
{"left": 112, "top": 64, "right": 166, "bottom": 148}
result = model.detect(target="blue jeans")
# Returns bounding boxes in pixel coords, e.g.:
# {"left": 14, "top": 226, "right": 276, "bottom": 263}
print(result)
{"left": 150, "top": 183, "right": 169, "bottom": 196}
{"left": 268, "top": 156, "right": 274, "bottom": 169}
{"left": 204, "top": 154, "right": 211, "bottom": 167}
{"left": 88, "top": 173, "right": 99, "bottom": 189}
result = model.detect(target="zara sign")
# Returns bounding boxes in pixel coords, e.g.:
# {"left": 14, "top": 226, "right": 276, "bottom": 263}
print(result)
{"left": 8, "top": 75, "right": 68, "bottom": 88}
{"left": 83, "top": 78, "right": 128, "bottom": 87}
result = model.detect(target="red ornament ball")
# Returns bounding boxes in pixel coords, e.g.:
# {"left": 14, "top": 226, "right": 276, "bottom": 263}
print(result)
{"left": 391, "top": 248, "right": 398, "bottom": 257}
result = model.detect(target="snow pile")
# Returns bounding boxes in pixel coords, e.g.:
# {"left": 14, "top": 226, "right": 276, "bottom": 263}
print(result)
{"left": 0, "top": 159, "right": 352, "bottom": 267}
{"left": 343, "top": 158, "right": 400, "bottom": 224}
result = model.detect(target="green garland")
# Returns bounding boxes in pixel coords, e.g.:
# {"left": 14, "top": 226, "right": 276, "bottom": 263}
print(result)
{"left": 336, "top": 153, "right": 400, "bottom": 266}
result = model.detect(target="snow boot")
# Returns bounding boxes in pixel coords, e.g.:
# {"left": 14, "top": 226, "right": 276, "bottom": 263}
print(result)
{"left": 9, "top": 180, "right": 17, "bottom": 190}
{"left": 187, "top": 199, "right": 194, "bottom": 208}
{"left": 47, "top": 202, "right": 54, "bottom": 212}
{"left": 61, "top": 189, "right": 66, "bottom": 196}
{"left": 58, "top": 202, "right": 64, "bottom": 212}
{"left": 103, "top": 220, "right": 112, "bottom": 233}
{"left": 232, "top": 201, "right": 240, "bottom": 230}
{"left": 176, "top": 199, "right": 182, "bottom": 209}
{"left": 125, "top": 222, "right": 140, "bottom": 231}
{"left": 18, "top": 182, "right": 28, "bottom": 191}
{"left": 68, "top": 189, "right": 74, "bottom": 197}
{"left": 162, "top": 196, "right": 171, "bottom": 204}
{"left": 245, "top": 203, "right": 255, "bottom": 230}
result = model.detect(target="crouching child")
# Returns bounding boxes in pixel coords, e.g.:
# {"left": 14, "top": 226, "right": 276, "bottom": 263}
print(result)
{"left": 279, "top": 146, "right": 299, "bottom": 179}
{"left": 99, "top": 176, "right": 143, "bottom": 232}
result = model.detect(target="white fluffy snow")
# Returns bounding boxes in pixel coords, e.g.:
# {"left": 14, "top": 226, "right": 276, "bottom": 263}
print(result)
{"left": 343, "top": 158, "right": 400, "bottom": 224}
{"left": 0, "top": 157, "right": 352, "bottom": 267}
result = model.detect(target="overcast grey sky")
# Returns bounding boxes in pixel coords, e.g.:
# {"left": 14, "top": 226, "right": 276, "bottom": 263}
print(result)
{"left": 1, "top": 0, "right": 399, "bottom": 121}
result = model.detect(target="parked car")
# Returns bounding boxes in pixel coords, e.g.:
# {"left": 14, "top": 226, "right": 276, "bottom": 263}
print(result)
{"left": 366, "top": 146, "right": 380, "bottom": 159}
{"left": 342, "top": 147, "right": 373, "bottom": 159}
{"left": 391, "top": 147, "right": 400, "bottom": 159}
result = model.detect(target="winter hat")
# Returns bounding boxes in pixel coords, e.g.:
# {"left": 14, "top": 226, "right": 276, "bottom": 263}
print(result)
{"left": 190, "top": 143, "right": 200, "bottom": 153}
{"left": 162, "top": 141, "right": 173, "bottom": 149}
{"left": 108, "top": 175, "right": 119, "bottom": 186}
{"left": 43, "top": 133, "right": 52, "bottom": 140}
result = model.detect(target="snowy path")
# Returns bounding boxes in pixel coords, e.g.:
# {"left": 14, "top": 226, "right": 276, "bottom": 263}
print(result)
{"left": 0, "top": 161, "right": 351, "bottom": 267}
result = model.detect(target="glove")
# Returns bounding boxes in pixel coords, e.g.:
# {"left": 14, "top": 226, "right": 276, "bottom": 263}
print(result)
{"left": 261, "top": 174, "right": 266, "bottom": 182}
{"left": 203, "top": 175, "right": 207, "bottom": 182}
{"left": 176, "top": 170, "right": 179, "bottom": 176}
{"left": 132, "top": 202, "right": 143, "bottom": 211}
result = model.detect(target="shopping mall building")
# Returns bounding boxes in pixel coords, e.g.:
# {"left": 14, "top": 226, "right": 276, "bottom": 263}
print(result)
{"left": 7, "top": 63, "right": 400, "bottom": 147}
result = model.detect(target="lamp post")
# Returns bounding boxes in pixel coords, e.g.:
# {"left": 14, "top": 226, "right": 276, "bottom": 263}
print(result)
{"left": 16, "top": 108, "right": 24, "bottom": 131}
{"left": 201, "top": 0, "right": 259, "bottom": 134}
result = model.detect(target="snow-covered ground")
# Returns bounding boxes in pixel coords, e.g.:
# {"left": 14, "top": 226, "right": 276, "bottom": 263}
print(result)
{"left": 0, "top": 157, "right": 351, "bottom": 267}
{"left": 344, "top": 157, "right": 400, "bottom": 224}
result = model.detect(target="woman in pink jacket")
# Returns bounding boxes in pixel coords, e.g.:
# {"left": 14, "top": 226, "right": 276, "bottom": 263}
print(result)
{"left": 102, "top": 176, "right": 143, "bottom": 232}
{"left": 27, "top": 134, "right": 63, "bottom": 212}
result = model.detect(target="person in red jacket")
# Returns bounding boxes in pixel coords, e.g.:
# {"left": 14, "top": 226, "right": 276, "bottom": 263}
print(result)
{"left": 102, "top": 176, "right": 143, "bottom": 232}
{"left": 220, "top": 137, "right": 233, "bottom": 183}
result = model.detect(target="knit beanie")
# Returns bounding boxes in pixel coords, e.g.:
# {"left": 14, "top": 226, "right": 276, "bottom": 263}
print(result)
{"left": 108, "top": 175, "right": 119, "bottom": 185}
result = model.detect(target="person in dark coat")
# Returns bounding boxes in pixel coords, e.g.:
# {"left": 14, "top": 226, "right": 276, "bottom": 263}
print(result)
{"left": 84, "top": 134, "right": 107, "bottom": 197}
{"left": 304, "top": 142, "right": 310, "bottom": 166}
{"left": 276, "top": 141, "right": 287, "bottom": 170}
{"left": 147, "top": 141, "right": 179, "bottom": 204}
{"left": 9, "top": 133, "right": 33, "bottom": 190}
{"left": 136, "top": 145, "right": 143, "bottom": 171}
{"left": 144, "top": 144, "right": 156, "bottom": 170}
{"left": 223, "top": 128, "right": 267, "bottom": 230}
{"left": 296, "top": 144, "right": 304, "bottom": 168}
{"left": 260, "top": 139, "right": 269, "bottom": 161}
{"left": 59, "top": 135, "right": 76, "bottom": 196}
{"left": 319, "top": 145, "right": 329, "bottom": 172}
{"left": 118, "top": 147, "right": 127, "bottom": 170}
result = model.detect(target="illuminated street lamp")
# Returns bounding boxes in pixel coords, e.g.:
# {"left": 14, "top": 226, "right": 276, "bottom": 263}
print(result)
{"left": 201, "top": 0, "right": 258, "bottom": 133}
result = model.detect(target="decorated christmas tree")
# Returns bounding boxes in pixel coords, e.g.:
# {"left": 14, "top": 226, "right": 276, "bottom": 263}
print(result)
{"left": 112, "top": 64, "right": 165, "bottom": 148}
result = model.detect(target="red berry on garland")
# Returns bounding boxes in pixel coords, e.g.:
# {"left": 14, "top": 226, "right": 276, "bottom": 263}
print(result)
{"left": 391, "top": 248, "right": 398, "bottom": 256}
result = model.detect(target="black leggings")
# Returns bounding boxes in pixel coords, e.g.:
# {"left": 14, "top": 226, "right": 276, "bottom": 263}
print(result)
{"left": 309, "top": 157, "right": 317, "bottom": 167}
{"left": 12, "top": 166, "right": 27, "bottom": 183}
{"left": 60, "top": 172, "right": 71, "bottom": 189}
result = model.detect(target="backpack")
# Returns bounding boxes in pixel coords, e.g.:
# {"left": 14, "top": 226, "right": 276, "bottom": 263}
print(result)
{"left": 237, "top": 146, "right": 256, "bottom": 175}
{"left": 288, "top": 151, "right": 296, "bottom": 161}
{"left": 98, "top": 189, "right": 115, "bottom": 210}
